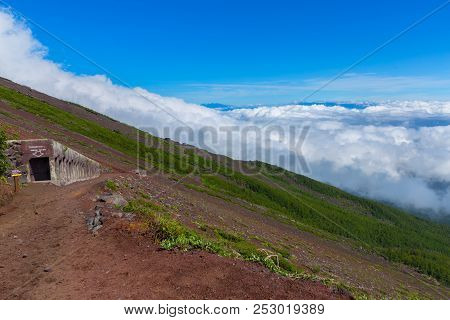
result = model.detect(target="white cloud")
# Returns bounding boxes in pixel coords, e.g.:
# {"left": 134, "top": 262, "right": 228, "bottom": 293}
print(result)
{"left": 1, "top": 10, "right": 449, "bottom": 217}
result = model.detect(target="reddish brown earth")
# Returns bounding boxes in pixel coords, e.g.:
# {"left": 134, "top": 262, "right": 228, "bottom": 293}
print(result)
{"left": 0, "top": 175, "right": 349, "bottom": 299}
{"left": 0, "top": 183, "right": 13, "bottom": 207}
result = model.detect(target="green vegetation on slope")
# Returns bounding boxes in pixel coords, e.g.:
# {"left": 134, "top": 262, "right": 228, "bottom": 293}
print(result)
{"left": 123, "top": 196, "right": 364, "bottom": 298}
{"left": 201, "top": 166, "right": 450, "bottom": 285}
{"left": 0, "top": 127, "right": 9, "bottom": 177}
{"left": 0, "top": 86, "right": 209, "bottom": 175}
{"left": 0, "top": 84, "right": 449, "bottom": 285}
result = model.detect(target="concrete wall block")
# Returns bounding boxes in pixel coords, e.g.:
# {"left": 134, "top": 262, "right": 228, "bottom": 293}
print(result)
{"left": 5, "top": 139, "right": 100, "bottom": 186}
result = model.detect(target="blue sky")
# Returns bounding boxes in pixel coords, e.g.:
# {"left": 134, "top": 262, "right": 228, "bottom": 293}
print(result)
{"left": 2, "top": 0, "right": 450, "bottom": 104}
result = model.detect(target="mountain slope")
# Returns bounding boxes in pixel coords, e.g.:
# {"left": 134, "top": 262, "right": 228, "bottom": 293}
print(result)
{"left": 1, "top": 174, "right": 351, "bottom": 299}
{"left": 0, "top": 78, "right": 449, "bottom": 298}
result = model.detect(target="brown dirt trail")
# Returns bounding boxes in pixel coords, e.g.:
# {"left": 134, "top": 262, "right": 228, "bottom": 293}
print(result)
{"left": 0, "top": 174, "right": 348, "bottom": 299}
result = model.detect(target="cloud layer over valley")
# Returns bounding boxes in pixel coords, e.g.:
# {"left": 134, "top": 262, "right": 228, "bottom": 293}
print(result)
{"left": 1, "top": 10, "right": 449, "bottom": 218}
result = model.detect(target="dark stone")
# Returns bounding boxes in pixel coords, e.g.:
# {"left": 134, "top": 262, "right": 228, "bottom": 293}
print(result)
{"left": 97, "top": 193, "right": 127, "bottom": 207}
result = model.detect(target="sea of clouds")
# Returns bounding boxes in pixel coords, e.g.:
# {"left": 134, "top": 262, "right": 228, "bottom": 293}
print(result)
{"left": 1, "top": 10, "right": 449, "bottom": 218}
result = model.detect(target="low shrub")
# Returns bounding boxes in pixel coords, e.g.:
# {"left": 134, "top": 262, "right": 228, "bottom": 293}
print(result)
{"left": 105, "top": 179, "right": 118, "bottom": 191}
{"left": 0, "top": 128, "right": 9, "bottom": 178}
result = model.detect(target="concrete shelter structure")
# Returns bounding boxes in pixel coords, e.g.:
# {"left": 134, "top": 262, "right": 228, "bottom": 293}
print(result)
{"left": 5, "top": 139, "right": 100, "bottom": 186}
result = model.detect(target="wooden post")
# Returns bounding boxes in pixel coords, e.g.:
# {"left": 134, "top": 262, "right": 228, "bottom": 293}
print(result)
{"left": 13, "top": 175, "right": 20, "bottom": 192}
{"left": 11, "top": 170, "right": 22, "bottom": 192}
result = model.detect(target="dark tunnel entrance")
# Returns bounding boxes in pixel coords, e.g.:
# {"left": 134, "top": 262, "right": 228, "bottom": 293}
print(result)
{"left": 29, "top": 157, "right": 51, "bottom": 181}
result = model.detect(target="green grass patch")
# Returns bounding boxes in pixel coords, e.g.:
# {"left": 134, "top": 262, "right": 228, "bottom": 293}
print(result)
{"left": 123, "top": 198, "right": 166, "bottom": 215}
{"left": 123, "top": 198, "right": 225, "bottom": 253}
{"left": 105, "top": 180, "right": 118, "bottom": 191}
{"left": 214, "top": 228, "right": 243, "bottom": 242}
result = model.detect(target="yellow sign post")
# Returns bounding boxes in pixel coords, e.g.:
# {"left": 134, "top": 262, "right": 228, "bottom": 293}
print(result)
{"left": 11, "top": 170, "right": 22, "bottom": 192}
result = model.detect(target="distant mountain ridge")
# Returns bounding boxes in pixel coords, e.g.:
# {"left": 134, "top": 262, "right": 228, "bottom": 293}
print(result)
{"left": 202, "top": 101, "right": 374, "bottom": 111}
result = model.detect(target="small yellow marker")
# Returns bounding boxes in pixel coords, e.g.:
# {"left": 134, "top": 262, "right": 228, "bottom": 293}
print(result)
{"left": 11, "top": 170, "right": 22, "bottom": 192}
